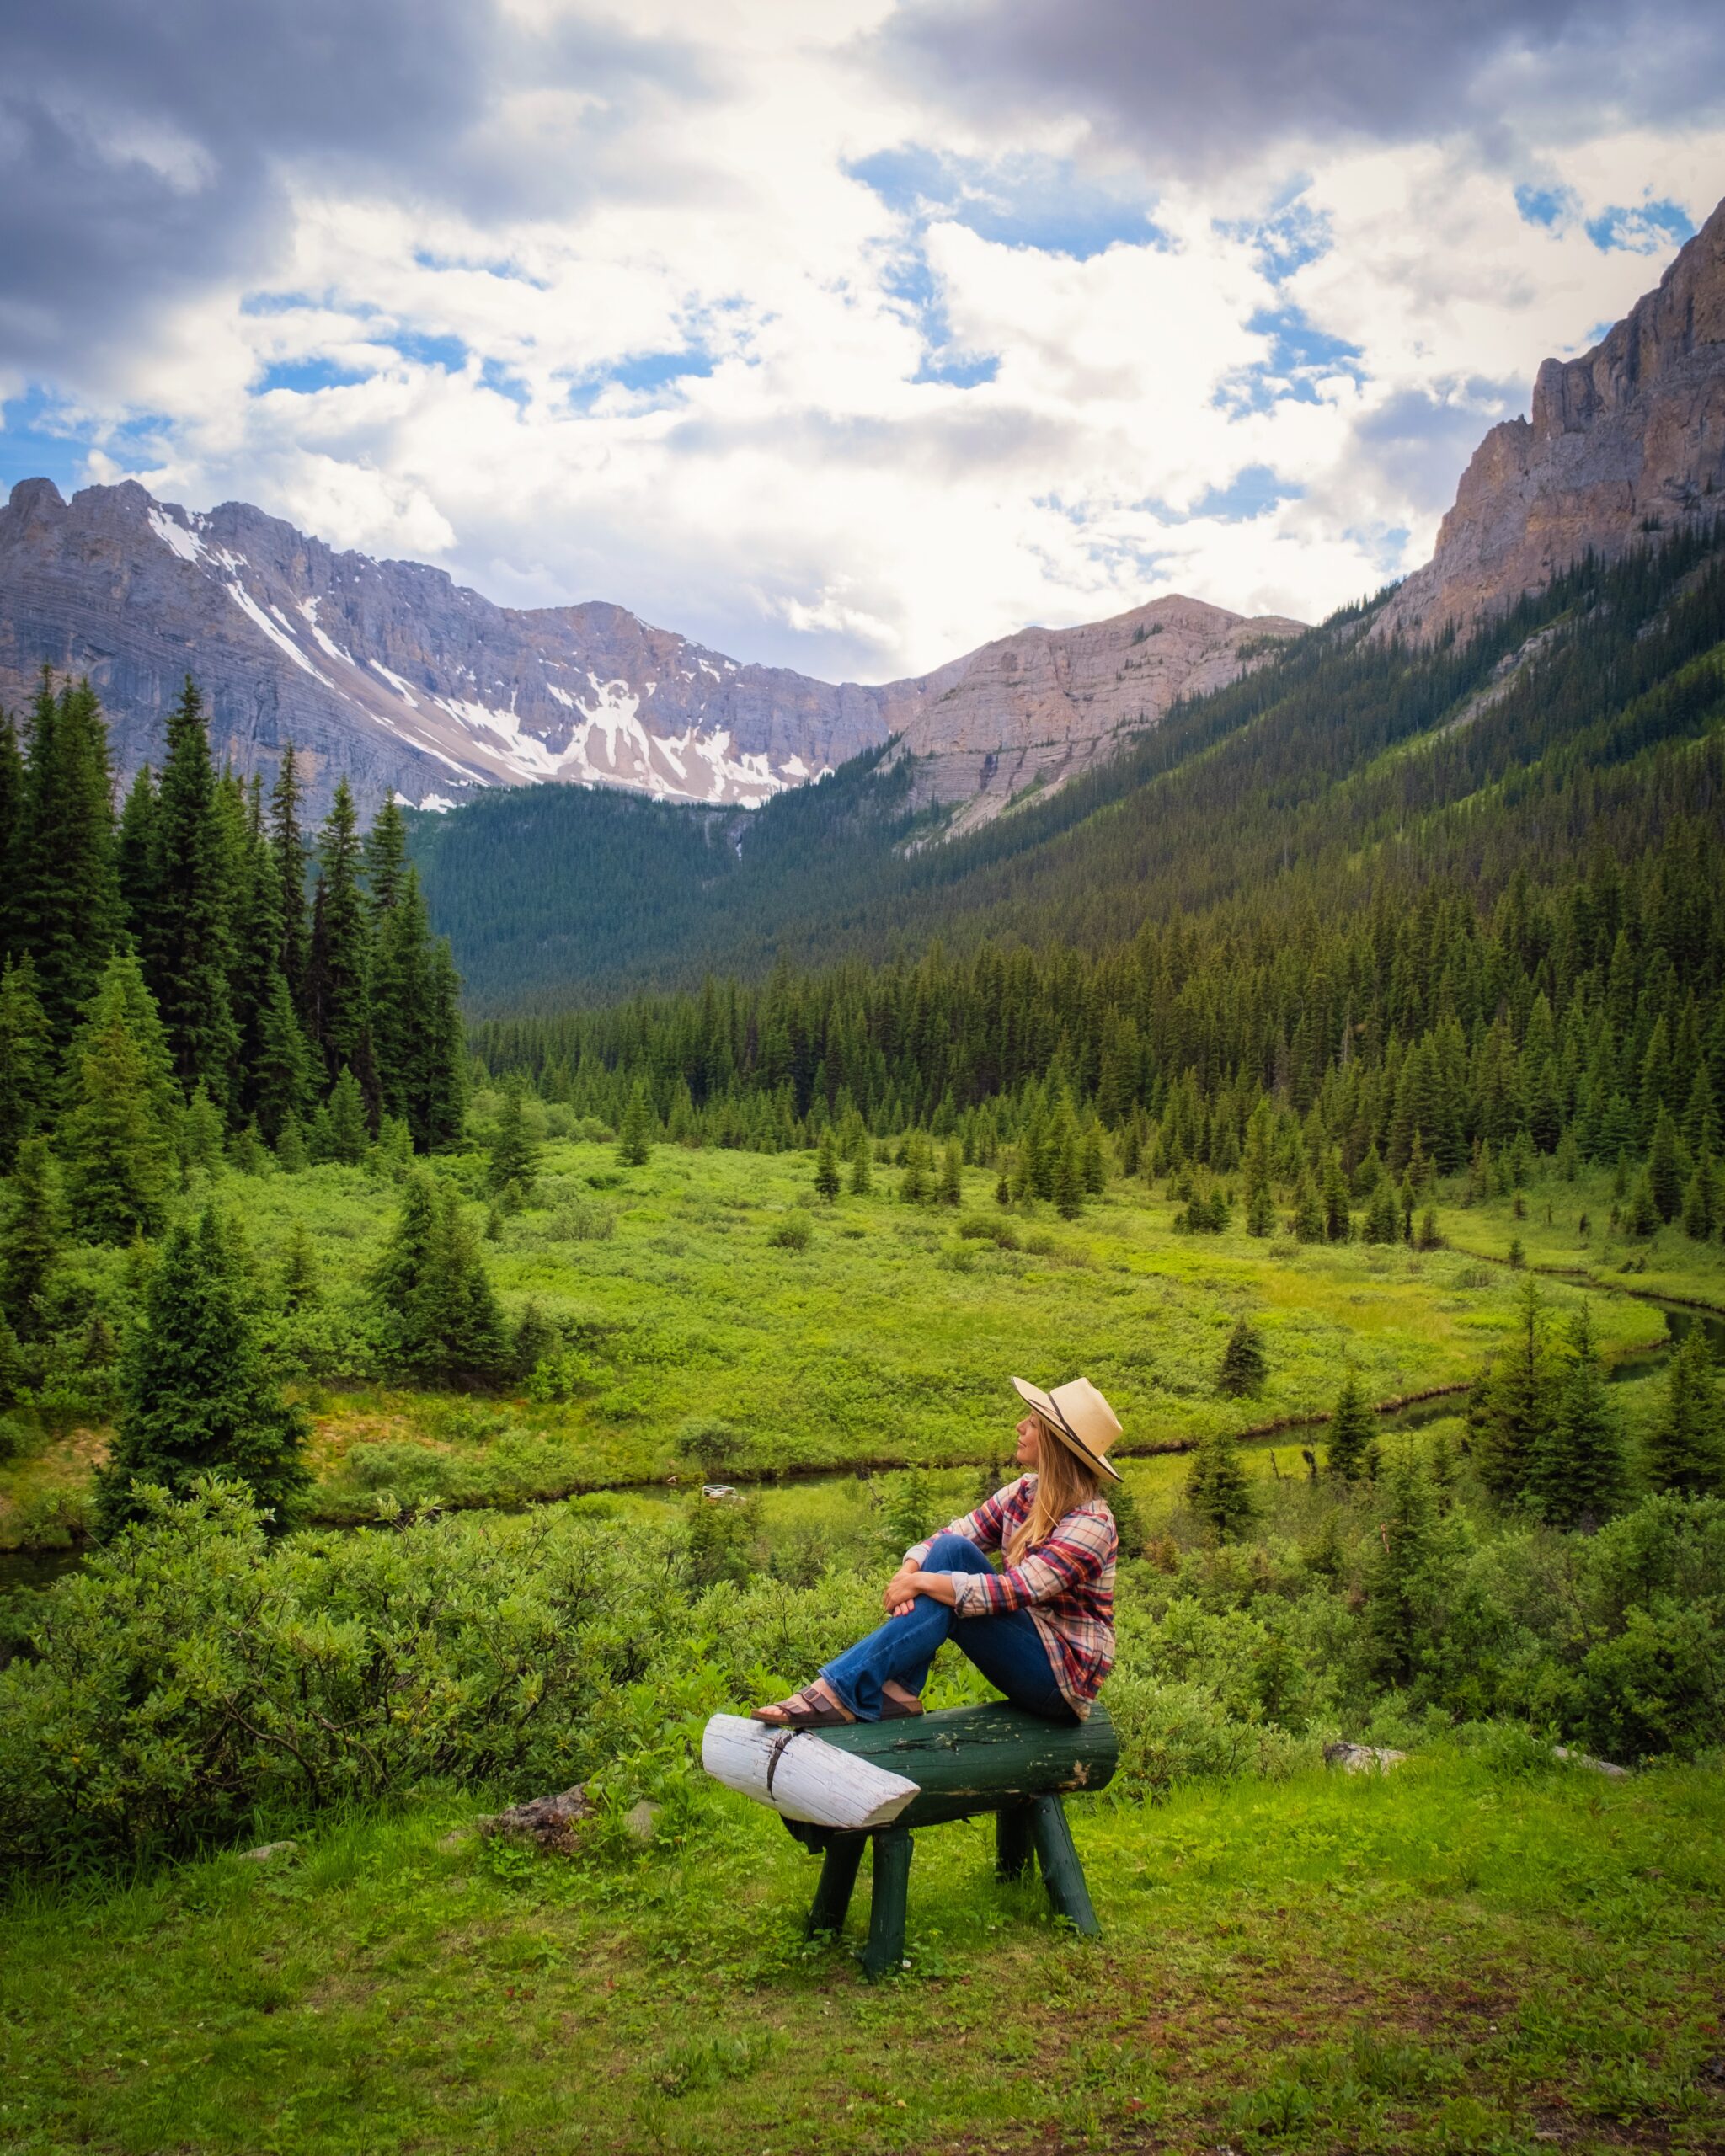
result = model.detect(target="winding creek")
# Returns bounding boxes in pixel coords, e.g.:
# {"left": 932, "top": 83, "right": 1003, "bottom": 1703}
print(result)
{"left": 3, "top": 1292, "right": 1722, "bottom": 1613}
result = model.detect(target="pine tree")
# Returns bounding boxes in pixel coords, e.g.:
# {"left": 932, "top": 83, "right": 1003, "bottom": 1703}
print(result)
{"left": 145, "top": 677, "right": 239, "bottom": 1105}
{"left": 275, "top": 1111, "right": 308, "bottom": 1174}
{"left": 115, "top": 765, "right": 159, "bottom": 944}
{"left": 849, "top": 1144, "right": 873, "bottom": 1197}
{"left": 814, "top": 1131, "right": 841, "bottom": 1202}
{"left": 1247, "top": 1181, "right": 1277, "bottom": 1236}
{"left": 1473, "top": 1278, "right": 1554, "bottom": 1504}
{"left": 1529, "top": 1301, "right": 1626, "bottom": 1528}
{"left": 0, "top": 1135, "right": 64, "bottom": 1337}
{"left": 1647, "top": 1102, "right": 1685, "bottom": 1223}
{"left": 937, "top": 1137, "right": 963, "bottom": 1205}
{"left": 251, "top": 972, "right": 314, "bottom": 1143}
{"left": 326, "top": 1065, "right": 371, "bottom": 1165}
{"left": 16, "top": 675, "right": 122, "bottom": 1042}
{"left": 489, "top": 1080, "right": 541, "bottom": 1192}
{"left": 1625, "top": 1172, "right": 1660, "bottom": 1237}
{"left": 1080, "top": 1123, "right": 1106, "bottom": 1196}
{"left": 60, "top": 955, "right": 176, "bottom": 1243}
{"left": 618, "top": 1079, "right": 654, "bottom": 1166}
{"left": 369, "top": 1171, "right": 513, "bottom": 1387}
{"left": 1326, "top": 1373, "right": 1375, "bottom": 1481}
{"left": 278, "top": 1219, "right": 321, "bottom": 1312}
{"left": 1681, "top": 1151, "right": 1719, "bottom": 1241}
{"left": 1361, "top": 1454, "right": 1439, "bottom": 1686}
{"left": 1216, "top": 1318, "right": 1268, "bottom": 1398}
{"left": 303, "top": 778, "right": 373, "bottom": 1095}
{"left": 1322, "top": 1152, "right": 1352, "bottom": 1241}
{"left": 1644, "top": 1326, "right": 1725, "bottom": 1497}
{"left": 1186, "top": 1428, "right": 1256, "bottom": 1540}
{"left": 182, "top": 1083, "right": 225, "bottom": 1172}
{"left": 1363, "top": 1178, "right": 1401, "bottom": 1243}
{"left": 268, "top": 744, "right": 312, "bottom": 1011}
{"left": 96, "top": 1205, "right": 310, "bottom": 1536}
{"left": 1291, "top": 1171, "right": 1325, "bottom": 1241}
{"left": 0, "top": 955, "right": 53, "bottom": 1170}
{"left": 1049, "top": 1102, "right": 1083, "bottom": 1219}
{"left": 417, "top": 937, "right": 467, "bottom": 1152}
{"left": 0, "top": 707, "right": 23, "bottom": 962}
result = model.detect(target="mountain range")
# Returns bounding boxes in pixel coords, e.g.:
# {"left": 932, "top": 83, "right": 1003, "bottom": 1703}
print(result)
{"left": 2, "top": 194, "right": 1722, "bottom": 830}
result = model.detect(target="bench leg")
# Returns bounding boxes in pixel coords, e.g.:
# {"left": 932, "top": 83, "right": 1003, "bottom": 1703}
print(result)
{"left": 1030, "top": 1794, "right": 1100, "bottom": 1938}
{"left": 996, "top": 1802, "right": 1035, "bottom": 1881}
{"left": 806, "top": 1834, "right": 866, "bottom": 1940}
{"left": 859, "top": 1826, "right": 914, "bottom": 1980}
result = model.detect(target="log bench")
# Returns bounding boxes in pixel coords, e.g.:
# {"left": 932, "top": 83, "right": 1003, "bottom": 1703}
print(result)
{"left": 702, "top": 1701, "right": 1118, "bottom": 1979}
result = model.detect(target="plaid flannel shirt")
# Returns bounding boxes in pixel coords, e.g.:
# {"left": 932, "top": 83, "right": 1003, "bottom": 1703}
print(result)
{"left": 905, "top": 1475, "right": 1117, "bottom": 1716}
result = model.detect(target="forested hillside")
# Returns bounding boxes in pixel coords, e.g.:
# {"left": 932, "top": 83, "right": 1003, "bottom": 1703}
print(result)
{"left": 419, "top": 527, "right": 1725, "bottom": 1011}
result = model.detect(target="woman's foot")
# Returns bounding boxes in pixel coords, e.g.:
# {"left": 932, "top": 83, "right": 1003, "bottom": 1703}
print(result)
{"left": 750, "top": 1679, "right": 856, "bottom": 1727}
{"left": 879, "top": 1681, "right": 925, "bottom": 1719}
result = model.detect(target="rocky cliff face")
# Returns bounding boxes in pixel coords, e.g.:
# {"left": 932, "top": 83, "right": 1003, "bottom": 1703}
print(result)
{"left": 873, "top": 595, "right": 1303, "bottom": 832}
{"left": 1379, "top": 194, "right": 1725, "bottom": 643}
{"left": 0, "top": 476, "right": 1302, "bottom": 820}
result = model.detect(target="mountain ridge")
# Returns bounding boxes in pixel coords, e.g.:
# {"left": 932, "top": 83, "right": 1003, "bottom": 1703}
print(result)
{"left": 0, "top": 473, "right": 1300, "bottom": 820}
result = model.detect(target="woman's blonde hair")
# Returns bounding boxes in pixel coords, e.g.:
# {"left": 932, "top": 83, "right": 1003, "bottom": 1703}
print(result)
{"left": 1005, "top": 1416, "right": 1104, "bottom": 1564}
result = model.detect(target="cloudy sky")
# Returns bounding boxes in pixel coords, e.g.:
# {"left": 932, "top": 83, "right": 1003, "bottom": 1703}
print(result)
{"left": 3, "top": 1, "right": 1723, "bottom": 681}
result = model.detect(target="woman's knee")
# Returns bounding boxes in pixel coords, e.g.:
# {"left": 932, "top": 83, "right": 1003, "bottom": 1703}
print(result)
{"left": 922, "top": 1531, "right": 988, "bottom": 1572}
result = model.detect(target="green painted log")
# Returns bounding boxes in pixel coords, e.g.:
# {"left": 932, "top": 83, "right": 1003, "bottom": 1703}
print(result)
{"left": 798, "top": 1700, "right": 1117, "bottom": 1831}
{"left": 781, "top": 1704, "right": 1116, "bottom": 1977}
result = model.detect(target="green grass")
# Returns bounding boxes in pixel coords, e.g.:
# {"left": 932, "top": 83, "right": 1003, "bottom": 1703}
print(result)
{"left": 2, "top": 1145, "right": 1704, "bottom": 1550}
{"left": 2, "top": 1748, "right": 1720, "bottom": 2154}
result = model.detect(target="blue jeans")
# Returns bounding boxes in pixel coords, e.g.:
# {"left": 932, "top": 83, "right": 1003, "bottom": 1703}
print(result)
{"left": 820, "top": 1533, "right": 1076, "bottom": 1723}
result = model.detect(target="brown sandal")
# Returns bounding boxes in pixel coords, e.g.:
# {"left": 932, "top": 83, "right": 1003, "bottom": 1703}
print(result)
{"left": 879, "top": 1692, "right": 925, "bottom": 1720}
{"left": 750, "top": 1685, "right": 856, "bottom": 1729}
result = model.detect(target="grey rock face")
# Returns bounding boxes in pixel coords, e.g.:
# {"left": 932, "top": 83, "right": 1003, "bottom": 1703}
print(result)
{"left": 0, "top": 474, "right": 1303, "bottom": 820}
{"left": 1379, "top": 191, "right": 1725, "bottom": 643}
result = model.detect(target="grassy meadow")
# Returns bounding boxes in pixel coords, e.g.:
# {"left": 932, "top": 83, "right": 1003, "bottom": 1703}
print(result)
{"left": 0, "top": 1134, "right": 1697, "bottom": 1553}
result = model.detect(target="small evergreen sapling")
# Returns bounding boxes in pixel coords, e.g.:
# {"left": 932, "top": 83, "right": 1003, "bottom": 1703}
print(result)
{"left": 1186, "top": 1427, "right": 1256, "bottom": 1540}
{"left": 1326, "top": 1372, "right": 1374, "bottom": 1482}
{"left": 489, "top": 1080, "right": 541, "bottom": 1193}
{"left": 618, "top": 1080, "right": 654, "bottom": 1167}
{"left": 1644, "top": 1326, "right": 1725, "bottom": 1497}
{"left": 1216, "top": 1317, "right": 1268, "bottom": 1398}
{"left": 1528, "top": 1301, "right": 1626, "bottom": 1529}
{"left": 96, "top": 1204, "right": 310, "bottom": 1537}
{"left": 0, "top": 1135, "right": 64, "bottom": 1337}
{"left": 814, "top": 1132, "right": 841, "bottom": 1202}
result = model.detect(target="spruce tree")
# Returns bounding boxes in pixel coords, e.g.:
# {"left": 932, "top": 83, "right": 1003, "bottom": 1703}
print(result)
{"left": 1291, "top": 1171, "right": 1325, "bottom": 1241}
{"left": 60, "top": 956, "right": 176, "bottom": 1243}
{"left": 1645, "top": 1326, "right": 1725, "bottom": 1497}
{"left": 275, "top": 1111, "right": 309, "bottom": 1173}
{"left": 1326, "top": 1373, "right": 1374, "bottom": 1481}
{"left": 1186, "top": 1427, "right": 1256, "bottom": 1540}
{"left": 1322, "top": 1153, "right": 1352, "bottom": 1241}
{"left": 0, "top": 955, "right": 53, "bottom": 1170}
{"left": 278, "top": 1219, "right": 321, "bottom": 1312}
{"left": 1080, "top": 1123, "right": 1106, "bottom": 1195}
{"left": 1363, "top": 1179, "right": 1400, "bottom": 1243}
{"left": 849, "top": 1143, "right": 873, "bottom": 1197}
{"left": 1681, "top": 1152, "right": 1719, "bottom": 1241}
{"left": 370, "top": 866, "right": 430, "bottom": 1130}
{"left": 1529, "top": 1301, "right": 1626, "bottom": 1528}
{"left": 16, "top": 675, "right": 122, "bottom": 1042}
{"left": 814, "top": 1130, "right": 841, "bottom": 1202}
{"left": 1246, "top": 1181, "right": 1276, "bottom": 1236}
{"left": 418, "top": 937, "right": 467, "bottom": 1151}
{"left": 370, "top": 1170, "right": 512, "bottom": 1387}
{"left": 1473, "top": 1278, "right": 1554, "bottom": 1504}
{"left": 182, "top": 1083, "right": 225, "bottom": 1172}
{"left": 937, "top": 1136, "right": 963, "bottom": 1205}
{"left": 145, "top": 677, "right": 239, "bottom": 1105}
{"left": 489, "top": 1081, "right": 541, "bottom": 1192}
{"left": 1216, "top": 1317, "right": 1268, "bottom": 1398}
{"left": 268, "top": 744, "right": 312, "bottom": 1011}
{"left": 115, "top": 765, "right": 159, "bottom": 944}
{"left": 326, "top": 1065, "right": 371, "bottom": 1164}
{"left": 0, "top": 1135, "right": 64, "bottom": 1337}
{"left": 304, "top": 778, "right": 373, "bottom": 1095}
{"left": 251, "top": 972, "right": 314, "bottom": 1142}
{"left": 618, "top": 1079, "right": 654, "bottom": 1166}
{"left": 96, "top": 1204, "right": 310, "bottom": 1536}
{"left": 1361, "top": 1454, "right": 1439, "bottom": 1686}
{"left": 1647, "top": 1103, "right": 1685, "bottom": 1222}
{"left": 0, "top": 707, "right": 22, "bottom": 961}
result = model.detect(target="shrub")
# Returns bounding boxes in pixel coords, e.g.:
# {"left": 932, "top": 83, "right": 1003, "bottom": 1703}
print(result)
{"left": 0, "top": 1481, "right": 685, "bottom": 1870}
{"left": 767, "top": 1215, "right": 812, "bottom": 1251}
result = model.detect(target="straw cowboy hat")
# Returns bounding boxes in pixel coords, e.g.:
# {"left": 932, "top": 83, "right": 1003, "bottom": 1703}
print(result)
{"left": 1010, "top": 1375, "right": 1123, "bottom": 1483}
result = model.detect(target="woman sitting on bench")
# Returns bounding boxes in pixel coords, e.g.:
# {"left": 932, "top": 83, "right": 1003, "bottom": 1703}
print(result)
{"left": 752, "top": 1376, "right": 1120, "bottom": 1730}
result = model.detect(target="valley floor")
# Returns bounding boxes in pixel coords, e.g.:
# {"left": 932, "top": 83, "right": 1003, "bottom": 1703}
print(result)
{"left": 2, "top": 1749, "right": 1720, "bottom": 2155}
{"left": 0, "top": 1143, "right": 1708, "bottom": 1556}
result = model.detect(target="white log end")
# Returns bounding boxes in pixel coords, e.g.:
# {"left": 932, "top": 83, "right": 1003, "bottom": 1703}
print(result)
{"left": 700, "top": 1714, "right": 920, "bottom": 1832}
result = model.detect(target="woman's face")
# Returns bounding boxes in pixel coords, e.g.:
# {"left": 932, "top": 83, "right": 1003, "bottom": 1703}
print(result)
{"left": 1012, "top": 1414, "right": 1043, "bottom": 1467}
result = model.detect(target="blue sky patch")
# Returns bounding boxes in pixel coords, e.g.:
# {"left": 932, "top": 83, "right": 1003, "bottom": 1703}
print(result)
{"left": 1215, "top": 306, "right": 1365, "bottom": 416}
{"left": 257, "top": 357, "right": 369, "bottom": 395}
{"left": 1514, "top": 183, "right": 1578, "bottom": 230}
{"left": 1215, "top": 188, "right": 1332, "bottom": 280}
{"left": 849, "top": 145, "right": 1165, "bottom": 261}
{"left": 882, "top": 248, "right": 999, "bottom": 390}
{"left": 1584, "top": 199, "right": 1696, "bottom": 253}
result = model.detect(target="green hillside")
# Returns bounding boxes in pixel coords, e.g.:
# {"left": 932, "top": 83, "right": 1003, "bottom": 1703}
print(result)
{"left": 413, "top": 529, "right": 1725, "bottom": 1011}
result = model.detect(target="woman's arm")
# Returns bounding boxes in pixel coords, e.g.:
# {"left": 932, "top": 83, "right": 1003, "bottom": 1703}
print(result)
{"left": 947, "top": 1508, "right": 1116, "bottom": 1617}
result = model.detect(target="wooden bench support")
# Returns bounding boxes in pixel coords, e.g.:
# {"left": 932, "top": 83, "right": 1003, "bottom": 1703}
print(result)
{"left": 709, "top": 1701, "right": 1119, "bottom": 1979}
